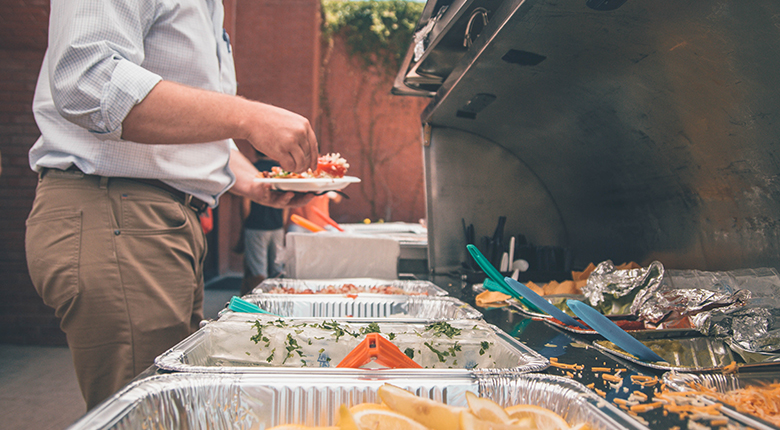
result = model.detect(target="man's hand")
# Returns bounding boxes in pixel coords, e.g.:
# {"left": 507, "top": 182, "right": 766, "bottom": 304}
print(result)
{"left": 239, "top": 103, "right": 318, "bottom": 174}
{"left": 247, "top": 184, "right": 315, "bottom": 209}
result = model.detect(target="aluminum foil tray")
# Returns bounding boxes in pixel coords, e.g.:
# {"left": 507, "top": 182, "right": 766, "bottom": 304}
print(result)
{"left": 67, "top": 372, "right": 648, "bottom": 430}
{"left": 222, "top": 294, "right": 482, "bottom": 320}
{"left": 155, "top": 314, "right": 548, "bottom": 376}
{"left": 254, "top": 277, "right": 448, "bottom": 296}
{"left": 663, "top": 371, "right": 780, "bottom": 430}
{"left": 590, "top": 336, "right": 738, "bottom": 372}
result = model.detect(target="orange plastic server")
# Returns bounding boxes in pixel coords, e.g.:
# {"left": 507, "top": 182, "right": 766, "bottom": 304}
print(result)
{"left": 336, "top": 333, "right": 422, "bottom": 369}
{"left": 310, "top": 205, "right": 344, "bottom": 232}
{"left": 290, "top": 214, "right": 326, "bottom": 232}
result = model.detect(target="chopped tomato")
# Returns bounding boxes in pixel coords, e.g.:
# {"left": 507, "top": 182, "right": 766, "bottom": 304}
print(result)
{"left": 315, "top": 160, "right": 347, "bottom": 178}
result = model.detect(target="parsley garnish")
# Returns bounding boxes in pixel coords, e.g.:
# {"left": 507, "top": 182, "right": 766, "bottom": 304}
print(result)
{"left": 425, "top": 321, "right": 461, "bottom": 338}
{"left": 359, "top": 322, "right": 382, "bottom": 335}
{"left": 479, "top": 341, "right": 491, "bottom": 355}
{"left": 404, "top": 348, "right": 415, "bottom": 359}
{"left": 424, "top": 342, "right": 449, "bottom": 362}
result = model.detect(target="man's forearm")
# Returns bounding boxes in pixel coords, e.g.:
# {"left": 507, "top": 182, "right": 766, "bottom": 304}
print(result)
{"left": 122, "top": 80, "right": 318, "bottom": 173}
{"left": 122, "top": 80, "right": 247, "bottom": 145}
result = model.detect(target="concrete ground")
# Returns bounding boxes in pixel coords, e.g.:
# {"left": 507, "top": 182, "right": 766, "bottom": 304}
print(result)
{"left": 0, "top": 278, "right": 240, "bottom": 430}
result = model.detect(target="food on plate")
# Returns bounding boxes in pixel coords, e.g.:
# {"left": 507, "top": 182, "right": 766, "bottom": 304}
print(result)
{"left": 258, "top": 153, "right": 349, "bottom": 179}
{"left": 267, "top": 283, "right": 428, "bottom": 295}
{"left": 267, "top": 383, "right": 581, "bottom": 430}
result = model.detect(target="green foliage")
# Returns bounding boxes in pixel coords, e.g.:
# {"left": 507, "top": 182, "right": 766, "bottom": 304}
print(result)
{"left": 322, "top": 0, "right": 424, "bottom": 73}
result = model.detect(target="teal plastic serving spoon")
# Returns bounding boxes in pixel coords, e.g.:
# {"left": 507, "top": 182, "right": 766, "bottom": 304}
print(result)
{"left": 228, "top": 296, "right": 282, "bottom": 317}
{"left": 467, "top": 244, "right": 543, "bottom": 313}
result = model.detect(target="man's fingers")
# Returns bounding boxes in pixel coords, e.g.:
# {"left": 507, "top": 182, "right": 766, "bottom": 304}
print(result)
{"left": 306, "top": 126, "right": 318, "bottom": 171}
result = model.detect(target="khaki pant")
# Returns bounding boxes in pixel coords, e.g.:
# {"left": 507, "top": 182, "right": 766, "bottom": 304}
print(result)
{"left": 25, "top": 168, "right": 206, "bottom": 410}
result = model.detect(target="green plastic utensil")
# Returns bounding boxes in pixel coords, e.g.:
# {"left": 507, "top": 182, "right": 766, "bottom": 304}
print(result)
{"left": 228, "top": 296, "right": 282, "bottom": 317}
{"left": 467, "top": 244, "right": 543, "bottom": 313}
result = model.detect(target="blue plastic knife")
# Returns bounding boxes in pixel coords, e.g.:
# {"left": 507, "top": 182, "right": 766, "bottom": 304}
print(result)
{"left": 566, "top": 300, "right": 665, "bottom": 362}
{"left": 467, "top": 245, "right": 543, "bottom": 313}
{"left": 504, "top": 277, "right": 587, "bottom": 329}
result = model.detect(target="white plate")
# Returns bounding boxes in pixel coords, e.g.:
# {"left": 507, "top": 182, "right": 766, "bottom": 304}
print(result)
{"left": 254, "top": 176, "right": 360, "bottom": 192}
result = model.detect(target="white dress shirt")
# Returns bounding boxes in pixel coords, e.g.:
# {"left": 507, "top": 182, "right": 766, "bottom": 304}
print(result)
{"left": 30, "top": 0, "right": 239, "bottom": 206}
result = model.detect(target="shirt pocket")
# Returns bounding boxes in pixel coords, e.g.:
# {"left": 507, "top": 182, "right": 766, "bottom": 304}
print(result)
{"left": 25, "top": 210, "right": 82, "bottom": 311}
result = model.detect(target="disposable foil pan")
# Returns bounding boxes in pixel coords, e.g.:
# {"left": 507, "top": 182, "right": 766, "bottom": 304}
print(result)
{"left": 155, "top": 314, "right": 548, "bottom": 376}
{"left": 254, "top": 277, "right": 448, "bottom": 296}
{"left": 663, "top": 371, "right": 780, "bottom": 430}
{"left": 66, "top": 373, "right": 648, "bottom": 430}
{"left": 221, "top": 294, "right": 483, "bottom": 320}
{"left": 590, "top": 336, "right": 738, "bottom": 372}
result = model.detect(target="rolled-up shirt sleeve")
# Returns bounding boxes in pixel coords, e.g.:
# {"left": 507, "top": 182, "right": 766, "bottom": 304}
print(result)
{"left": 48, "top": 0, "right": 162, "bottom": 141}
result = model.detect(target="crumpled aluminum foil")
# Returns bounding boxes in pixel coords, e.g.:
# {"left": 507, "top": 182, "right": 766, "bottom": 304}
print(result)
{"left": 412, "top": 5, "right": 449, "bottom": 62}
{"left": 655, "top": 268, "right": 780, "bottom": 355}
{"left": 581, "top": 260, "right": 664, "bottom": 316}
{"left": 586, "top": 262, "right": 780, "bottom": 357}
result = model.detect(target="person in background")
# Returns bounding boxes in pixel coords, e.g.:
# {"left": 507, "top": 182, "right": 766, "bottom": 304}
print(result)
{"left": 288, "top": 191, "right": 343, "bottom": 232}
{"left": 239, "top": 152, "right": 287, "bottom": 296}
{"left": 25, "top": 0, "right": 316, "bottom": 410}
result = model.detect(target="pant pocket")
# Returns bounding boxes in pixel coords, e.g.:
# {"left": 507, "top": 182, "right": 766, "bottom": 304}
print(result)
{"left": 25, "top": 210, "right": 82, "bottom": 312}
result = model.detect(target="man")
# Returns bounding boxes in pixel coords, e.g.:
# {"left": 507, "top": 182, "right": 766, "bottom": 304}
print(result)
{"left": 239, "top": 152, "right": 287, "bottom": 296}
{"left": 25, "top": 0, "right": 316, "bottom": 409}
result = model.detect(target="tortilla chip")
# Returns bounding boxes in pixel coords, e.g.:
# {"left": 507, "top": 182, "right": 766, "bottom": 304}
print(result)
{"left": 544, "top": 280, "right": 580, "bottom": 295}
{"left": 572, "top": 263, "right": 597, "bottom": 282}
{"left": 475, "top": 290, "right": 510, "bottom": 307}
{"left": 525, "top": 281, "right": 545, "bottom": 296}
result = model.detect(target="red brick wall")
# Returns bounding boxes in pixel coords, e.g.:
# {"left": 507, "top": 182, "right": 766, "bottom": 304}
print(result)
{"left": 319, "top": 36, "right": 428, "bottom": 224}
{"left": 0, "top": 0, "right": 62, "bottom": 344}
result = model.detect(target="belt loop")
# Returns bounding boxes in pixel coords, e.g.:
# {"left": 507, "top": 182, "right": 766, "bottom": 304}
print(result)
{"left": 99, "top": 176, "right": 109, "bottom": 189}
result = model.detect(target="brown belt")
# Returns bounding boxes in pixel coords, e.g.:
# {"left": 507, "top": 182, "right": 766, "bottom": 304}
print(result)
{"left": 56, "top": 166, "right": 209, "bottom": 214}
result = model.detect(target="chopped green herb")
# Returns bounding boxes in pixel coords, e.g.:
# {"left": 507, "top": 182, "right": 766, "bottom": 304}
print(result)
{"left": 425, "top": 321, "right": 461, "bottom": 338}
{"left": 424, "top": 342, "right": 449, "bottom": 362}
{"left": 404, "top": 348, "right": 415, "bottom": 359}
{"left": 283, "top": 334, "right": 304, "bottom": 364}
{"left": 388, "top": 332, "right": 396, "bottom": 340}
{"left": 479, "top": 341, "right": 491, "bottom": 356}
{"left": 447, "top": 341, "right": 462, "bottom": 357}
{"left": 359, "top": 322, "right": 382, "bottom": 335}
{"left": 266, "top": 348, "right": 276, "bottom": 363}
